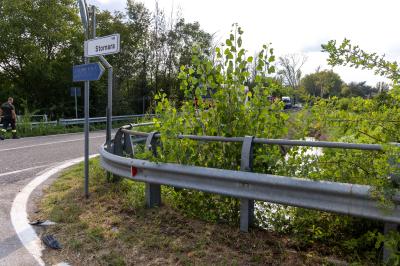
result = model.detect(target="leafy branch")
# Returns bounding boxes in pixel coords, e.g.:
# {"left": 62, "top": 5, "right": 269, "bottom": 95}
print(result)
{"left": 322, "top": 39, "right": 400, "bottom": 84}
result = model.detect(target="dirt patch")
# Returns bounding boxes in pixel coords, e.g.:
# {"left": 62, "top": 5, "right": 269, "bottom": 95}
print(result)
{"left": 31, "top": 159, "right": 347, "bottom": 266}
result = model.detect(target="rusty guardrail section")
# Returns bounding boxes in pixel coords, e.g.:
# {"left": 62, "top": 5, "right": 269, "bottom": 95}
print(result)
{"left": 100, "top": 123, "right": 400, "bottom": 261}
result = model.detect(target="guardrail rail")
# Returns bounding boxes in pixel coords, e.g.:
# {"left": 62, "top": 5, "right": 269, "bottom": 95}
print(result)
{"left": 100, "top": 123, "right": 400, "bottom": 261}
{"left": 0, "top": 114, "right": 151, "bottom": 129}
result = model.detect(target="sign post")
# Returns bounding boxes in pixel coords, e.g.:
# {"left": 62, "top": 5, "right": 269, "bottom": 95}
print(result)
{"left": 72, "top": 62, "right": 105, "bottom": 198}
{"left": 76, "top": 1, "right": 119, "bottom": 198}
{"left": 70, "top": 87, "right": 81, "bottom": 118}
{"left": 77, "top": 0, "right": 90, "bottom": 199}
{"left": 85, "top": 32, "right": 117, "bottom": 152}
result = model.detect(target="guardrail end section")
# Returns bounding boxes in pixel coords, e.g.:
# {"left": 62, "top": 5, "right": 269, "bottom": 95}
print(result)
{"left": 240, "top": 136, "right": 255, "bottom": 232}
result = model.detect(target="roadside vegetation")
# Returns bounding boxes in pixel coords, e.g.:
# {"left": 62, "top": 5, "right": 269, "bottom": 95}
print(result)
{"left": 132, "top": 26, "right": 400, "bottom": 265}
{"left": 35, "top": 25, "right": 400, "bottom": 265}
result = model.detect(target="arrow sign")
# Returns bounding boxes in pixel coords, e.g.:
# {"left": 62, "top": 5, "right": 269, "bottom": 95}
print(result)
{"left": 73, "top": 62, "right": 105, "bottom": 82}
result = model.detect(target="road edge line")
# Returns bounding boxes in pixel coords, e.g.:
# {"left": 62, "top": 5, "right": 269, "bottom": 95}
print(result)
{"left": 10, "top": 154, "right": 98, "bottom": 266}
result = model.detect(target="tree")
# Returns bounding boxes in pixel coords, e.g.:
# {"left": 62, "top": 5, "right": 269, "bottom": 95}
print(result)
{"left": 0, "top": 0, "right": 213, "bottom": 117}
{"left": 300, "top": 70, "right": 343, "bottom": 98}
{"left": 164, "top": 18, "right": 212, "bottom": 100}
{"left": 277, "top": 54, "right": 307, "bottom": 90}
{"left": 375, "top": 81, "right": 390, "bottom": 93}
{"left": 152, "top": 25, "right": 287, "bottom": 224}
{"left": 0, "top": 0, "right": 82, "bottom": 118}
{"left": 341, "top": 81, "right": 375, "bottom": 98}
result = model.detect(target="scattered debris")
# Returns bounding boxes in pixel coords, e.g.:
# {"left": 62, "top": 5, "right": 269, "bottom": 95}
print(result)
{"left": 53, "top": 262, "right": 71, "bottom": 266}
{"left": 42, "top": 235, "right": 62, "bottom": 250}
{"left": 29, "top": 220, "right": 57, "bottom": 226}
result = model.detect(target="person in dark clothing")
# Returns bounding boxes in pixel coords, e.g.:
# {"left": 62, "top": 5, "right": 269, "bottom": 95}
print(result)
{"left": 0, "top": 97, "right": 18, "bottom": 140}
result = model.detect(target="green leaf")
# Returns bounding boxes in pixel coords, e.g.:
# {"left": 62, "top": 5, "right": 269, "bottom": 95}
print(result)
{"left": 268, "top": 66, "right": 275, "bottom": 73}
{"left": 237, "top": 37, "right": 242, "bottom": 48}
{"left": 268, "top": 55, "right": 275, "bottom": 62}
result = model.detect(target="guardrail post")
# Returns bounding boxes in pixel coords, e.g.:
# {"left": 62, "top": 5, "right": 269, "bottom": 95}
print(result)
{"left": 123, "top": 132, "right": 134, "bottom": 157}
{"left": 240, "top": 136, "right": 255, "bottom": 232}
{"left": 385, "top": 156, "right": 400, "bottom": 262}
{"left": 383, "top": 222, "right": 398, "bottom": 262}
{"left": 113, "top": 129, "right": 124, "bottom": 156}
{"left": 145, "top": 131, "right": 161, "bottom": 208}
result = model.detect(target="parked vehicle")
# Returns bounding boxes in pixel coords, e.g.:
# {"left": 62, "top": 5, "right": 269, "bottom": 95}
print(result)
{"left": 281, "top": 96, "right": 292, "bottom": 109}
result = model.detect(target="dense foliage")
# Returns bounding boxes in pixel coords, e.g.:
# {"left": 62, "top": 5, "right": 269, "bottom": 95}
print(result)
{"left": 0, "top": 0, "right": 212, "bottom": 118}
{"left": 132, "top": 31, "right": 400, "bottom": 264}
{"left": 141, "top": 25, "right": 289, "bottom": 224}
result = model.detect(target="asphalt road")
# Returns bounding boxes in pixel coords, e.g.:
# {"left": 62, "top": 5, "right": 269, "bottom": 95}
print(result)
{"left": 0, "top": 131, "right": 107, "bottom": 266}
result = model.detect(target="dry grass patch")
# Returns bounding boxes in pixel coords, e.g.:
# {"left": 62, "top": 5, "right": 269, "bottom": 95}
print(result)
{"left": 33, "top": 159, "right": 346, "bottom": 265}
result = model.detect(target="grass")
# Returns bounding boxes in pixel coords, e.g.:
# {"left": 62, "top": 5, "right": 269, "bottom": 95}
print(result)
{"left": 33, "top": 158, "right": 348, "bottom": 265}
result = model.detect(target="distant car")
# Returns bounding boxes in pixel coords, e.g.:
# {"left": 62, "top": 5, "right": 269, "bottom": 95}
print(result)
{"left": 281, "top": 96, "right": 292, "bottom": 109}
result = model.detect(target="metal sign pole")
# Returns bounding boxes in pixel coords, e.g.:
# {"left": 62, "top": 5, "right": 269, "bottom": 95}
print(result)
{"left": 83, "top": 5, "right": 97, "bottom": 199}
{"left": 82, "top": 0, "right": 90, "bottom": 199}
{"left": 77, "top": 0, "right": 118, "bottom": 191}
{"left": 77, "top": 0, "right": 109, "bottom": 198}
{"left": 98, "top": 55, "right": 112, "bottom": 151}
{"left": 84, "top": 61, "right": 90, "bottom": 199}
{"left": 75, "top": 88, "right": 78, "bottom": 119}
{"left": 107, "top": 66, "right": 113, "bottom": 151}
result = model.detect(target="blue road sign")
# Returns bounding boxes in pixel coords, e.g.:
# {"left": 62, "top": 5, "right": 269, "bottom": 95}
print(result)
{"left": 73, "top": 62, "right": 105, "bottom": 82}
{"left": 70, "top": 87, "right": 81, "bottom": 97}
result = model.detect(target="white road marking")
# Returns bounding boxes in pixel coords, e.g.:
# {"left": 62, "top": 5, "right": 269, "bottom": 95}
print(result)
{"left": 0, "top": 164, "right": 53, "bottom": 178}
{"left": 9, "top": 131, "right": 106, "bottom": 140}
{"left": 0, "top": 136, "right": 104, "bottom": 152}
{"left": 10, "top": 155, "right": 98, "bottom": 266}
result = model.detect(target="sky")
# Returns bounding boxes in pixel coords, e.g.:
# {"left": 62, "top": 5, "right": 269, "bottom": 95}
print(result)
{"left": 90, "top": 0, "right": 400, "bottom": 86}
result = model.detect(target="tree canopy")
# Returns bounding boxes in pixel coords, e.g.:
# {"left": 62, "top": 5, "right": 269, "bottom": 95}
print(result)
{"left": 0, "top": 0, "right": 212, "bottom": 118}
{"left": 300, "top": 70, "right": 343, "bottom": 98}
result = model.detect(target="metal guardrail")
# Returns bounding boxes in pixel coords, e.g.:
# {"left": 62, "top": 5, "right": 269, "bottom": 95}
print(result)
{"left": 0, "top": 114, "right": 150, "bottom": 128}
{"left": 59, "top": 114, "right": 151, "bottom": 126}
{"left": 0, "top": 121, "right": 58, "bottom": 128}
{"left": 101, "top": 146, "right": 400, "bottom": 222}
{"left": 100, "top": 123, "right": 400, "bottom": 261}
